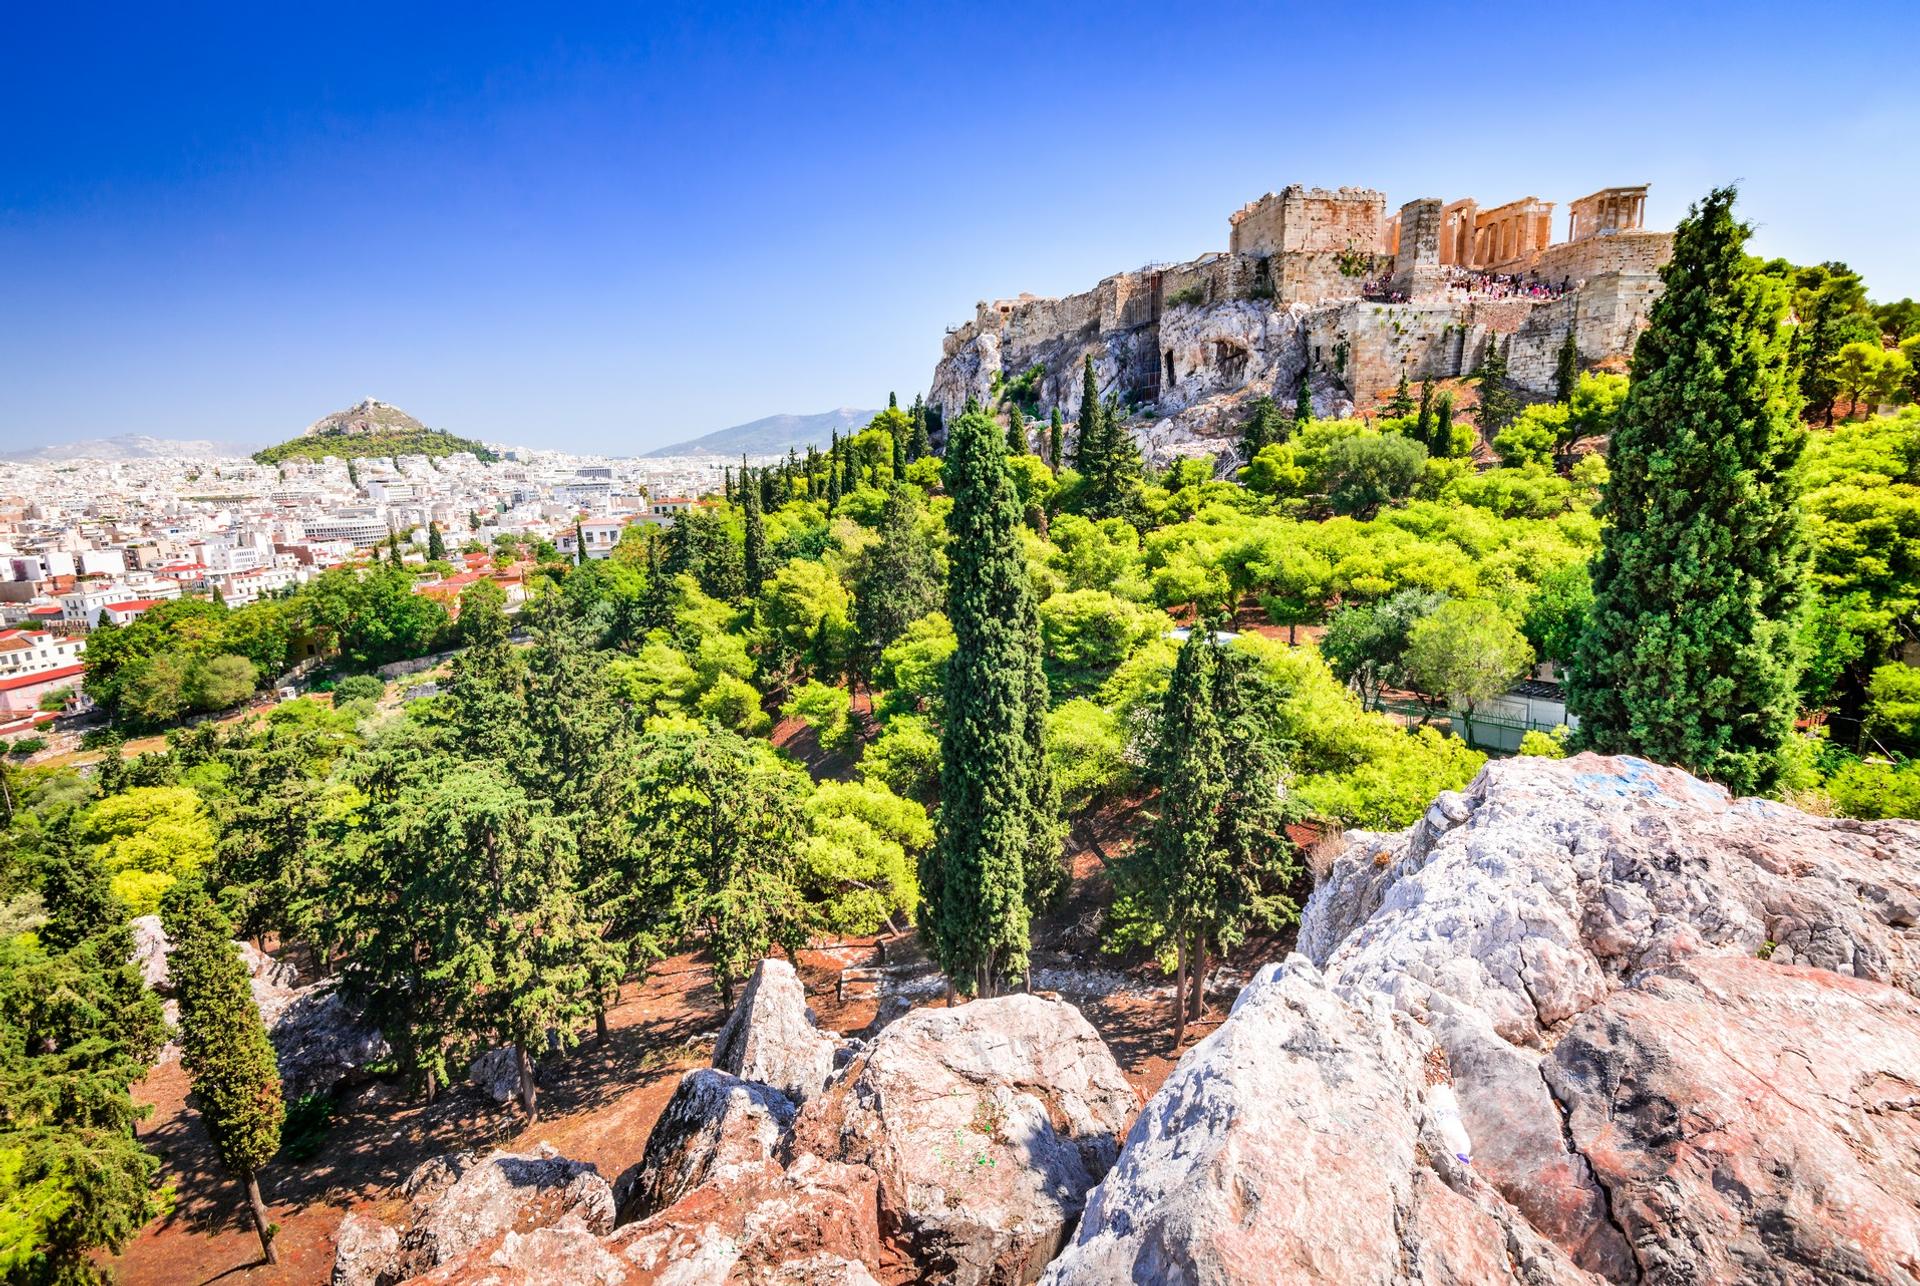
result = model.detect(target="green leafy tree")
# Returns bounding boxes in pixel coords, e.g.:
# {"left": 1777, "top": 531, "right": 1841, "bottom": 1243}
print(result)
{"left": 924, "top": 409, "right": 1060, "bottom": 997}
{"left": 161, "top": 881, "right": 284, "bottom": 1264}
{"left": 1320, "top": 589, "right": 1445, "bottom": 709}
{"left": 1569, "top": 187, "right": 1807, "bottom": 794}
{"left": 1403, "top": 600, "right": 1535, "bottom": 746}
{"left": 0, "top": 845, "right": 169, "bottom": 1285}
{"left": 427, "top": 522, "right": 446, "bottom": 562}
{"left": 619, "top": 725, "right": 807, "bottom": 1004}
{"left": 852, "top": 486, "right": 942, "bottom": 666}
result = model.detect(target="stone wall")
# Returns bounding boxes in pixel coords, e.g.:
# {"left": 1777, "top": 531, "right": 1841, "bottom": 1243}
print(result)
{"left": 1528, "top": 229, "right": 1671, "bottom": 288}
{"left": 1391, "top": 198, "right": 1444, "bottom": 300}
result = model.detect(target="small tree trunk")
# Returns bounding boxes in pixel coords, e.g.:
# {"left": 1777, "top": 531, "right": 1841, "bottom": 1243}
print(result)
{"left": 423, "top": 1064, "right": 437, "bottom": 1104}
{"left": 515, "top": 1043, "right": 538, "bottom": 1121}
{"left": 243, "top": 1171, "right": 277, "bottom": 1264}
{"left": 1189, "top": 935, "right": 1211, "bottom": 1023}
{"left": 945, "top": 978, "right": 958, "bottom": 1007}
{"left": 1173, "top": 937, "right": 1189, "bottom": 1048}
{"left": 596, "top": 1007, "right": 610, "bottom": 1043}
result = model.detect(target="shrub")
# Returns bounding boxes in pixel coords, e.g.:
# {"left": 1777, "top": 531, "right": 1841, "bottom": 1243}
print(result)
{"left": 7, "top": 736, "right": 47, "bottom": 758}
{"left": 331, "top": 673, "right": 385, "bottom": 705}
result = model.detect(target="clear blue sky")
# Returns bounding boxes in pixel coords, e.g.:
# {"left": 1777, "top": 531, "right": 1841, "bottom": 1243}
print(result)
{"left": 4, "top": 1, "right": 1915, "bottom": 453}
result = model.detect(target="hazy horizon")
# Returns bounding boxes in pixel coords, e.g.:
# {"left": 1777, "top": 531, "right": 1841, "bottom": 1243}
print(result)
{"left": 5, "top": 0, "right": 1915, "bottom": 453}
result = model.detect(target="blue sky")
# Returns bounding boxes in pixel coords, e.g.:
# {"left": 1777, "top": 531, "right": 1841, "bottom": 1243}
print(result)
{"left": 3, "top": 1, "right": 1915, "bottom": 453}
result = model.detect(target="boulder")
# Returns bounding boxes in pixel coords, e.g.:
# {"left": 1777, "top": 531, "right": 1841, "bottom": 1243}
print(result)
{"left": 1040, "top": 960, "right": 1591, "bottom": 1285}
{"left": 1052, "top": 754, "right": 1920, "bottom": 1284}
{"left": 271, "top": 982, "right": 391, "bottom": 1099}
{"left": 332, "top": 1212, "right": 402, "bottom": 1286}
{"left": 130, "top": 915, "right": 172, "bottom": 990}
{"left": 792, "top": 993, "right": 1138, "bottom": 1286}
{"left": 466, "top": 1047, "right": 523, "bottom": 1105}
{"left": 612, "top": 1068, "right": 796, "bottom": 1225}
{"left": 605, "top": 1155, "right": 887, "bottom": 1286}
{"left": 1547, "top": 955, "right": 1920, "bottom": 1284}
{"left": 1303, "top": 753, "right": 1920, "bottom": 1045}
{"left": 399, "top": 1216, "right": 628, "bottom": 1285}
{"left": 130, "top": 913, "right": 304, "bottom": 1017}
{"left": 712, "top": 957, "right": 837, "bottom": 1103}
{"left": 397, "top": 1143, "right": 615, "bottom": 1276}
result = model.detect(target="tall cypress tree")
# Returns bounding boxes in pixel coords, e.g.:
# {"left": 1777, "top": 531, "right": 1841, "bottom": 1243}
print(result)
{"left": 1555, "top": 329, "right": 1580, "bottom": 403}
{"left": 1047, "top": 407, "right": 1064, "bottom": 474}
{"left": 1072, "top": 355, "right": 1101, "bottom": 473}
{"left": 573, "top": 519, "right": 587, "bottom": 566}
{"left": 1432, "top": 391, "right": 1456, "bottom": 456}
{"left": 1476, "top": 340, "right": 1519, "bottom": 437}
{"left": 426, "top": 521, "right": 446, "bottom": 561}
{"left": 1294, "top": 366, "right": 1313, "bottom": 425}
{"left": 1568, "top": 187, "right": 1806, "bottom": 794}
{"left": 163, "top": 882, "right": 284, "bottom": 1264}
{"left": 1414, "top": 379, "right": 1435, "bottom": 445}
{"left": 923, "top": 409, "right": 1057, "bottom": 997}
{"left": 1240, "top": 396, "right": 1285, "bottom": 463}
{"left": 1006, "top": 404, "right": 1027, "bottom": 456}
{"left": 826, "top": 432, "right": 842, "bottom": 510}
{"left": 741, "top": 467, "right": 766, "bottom": 593}
{"left": 908, "top": 396, "right": 930, "bottom": 462}
{"left": 891, "top": 423, "right": 907, "bottom": 480}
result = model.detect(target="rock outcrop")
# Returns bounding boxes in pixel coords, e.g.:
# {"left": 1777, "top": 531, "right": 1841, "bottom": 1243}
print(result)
{"left": 1048, "top": 753, "right": 1920, "bottom": 1283}
{"left": 712, "top": 957, "right": 838, "bottom": 1103}
{"left": 791, "top": 995, "right": 1139, "bottom": 1285}
{"left": 332, "top": 1212, "right": 402, "bottom": 1286}
{"left": 360, "top": 1144, "right": 615, "bottom": 1281}
{"left": 612, "top": 1068, "right": 796, "bottom": 1224}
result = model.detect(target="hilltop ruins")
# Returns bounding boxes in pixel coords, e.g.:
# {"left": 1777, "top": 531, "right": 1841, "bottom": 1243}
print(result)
{"left": 930, "top": 182, "right": 1673, "bottom": 463}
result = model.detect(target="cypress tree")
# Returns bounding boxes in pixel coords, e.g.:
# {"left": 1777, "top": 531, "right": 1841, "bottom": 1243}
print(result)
{"left": 1294, "top": 367, "right": 1313, "bottom": 425}
{"left": 908, "top": 396, "right": 931, "bottom": 462}
{"left": 723, "top": 464, "right": 733, "bottom": 503}
{"left": 1006, "top": 404, "right": 1027, "bottom": 456}
{"left": 1048, "top": 407, "right": 1064, "bottom": 474}
{"left": 924, "top": 408, "right": 1057, "bottom": 997}
{"left": 1476, "top": 339, "right": 1519, "bottom": 437}
{"left": 574, "top": 519, "right": 587, "bottom": 566}
{"left": 1800, "top": 288, "right": 1845, "bottom": 427}
{"left": 1241, "top": 396, "right": 1285, "bottom": 463}
{"left": 1555, "top": 329, "right": 1580, "bottom": 403}
{"left": 891, "top": 423, "right": 907, "bottom": 480}
{"left": 1567, "top": 187, "right": 1806, "bottom": 795}
{"left": 889, "top": 390, "right": 898, "bottom": 410}
{"left": 1072, "top": 355, "right": 1101, "bottom": 473}
{"left": 347, "top": 459, "right": 359, "bottom": 489}
{"left": 1432, "top": 391, "right": 1456, "bottom": 456}
{"left": 468, "top": 508, "right": 480, "bottom": 532}
{"left": 388, "top": 530, "right": 404, "bottom": 569}
{"left": 163, "top": 881, "right": 284, "bottom": 1264}
{"left": 427, "top": 521, "right": 446, "bottom": 561}
{"left": 853, "top": 485, "right": 942, "bottom": 662}
{"left": 1414, "top": 379, "right": 1435, "bottom": 445}
{"left": 1387, "top": 373, "right": 1416, "bottom": 419}
{"left": 742, "top": 467, "right": 766, "bottom": 593}
{"left": 826, "top": 433, "right": 842, "bottom": 510}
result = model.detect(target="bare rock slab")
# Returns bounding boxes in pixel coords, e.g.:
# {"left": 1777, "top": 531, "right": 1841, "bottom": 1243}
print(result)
{"left": 712, "top": 957, "right": 838, "bottom": 1103}
{"left": 613, "top": 1067, "right": 796, "bottom": 1225}
{"left": 794, "top": 993, "right": 1138, "bottom": 1286}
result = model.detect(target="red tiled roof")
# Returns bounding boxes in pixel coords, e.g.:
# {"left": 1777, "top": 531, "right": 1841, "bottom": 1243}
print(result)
{"left": 103, "top": 599, "right": 162, "bottom": 611}
{"left": 28, "top": 606, "right": 61, "bottom": 616}
{"left": 0, "top": 662, "right": 85, "bottom": 692}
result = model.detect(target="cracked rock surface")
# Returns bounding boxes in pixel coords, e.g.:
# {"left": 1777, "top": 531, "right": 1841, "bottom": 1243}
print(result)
{"left": 1049, "top": 753, "right": 1920, "bottom": 1284}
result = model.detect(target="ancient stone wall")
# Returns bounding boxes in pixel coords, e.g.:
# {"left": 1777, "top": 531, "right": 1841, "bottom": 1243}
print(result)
{"left": 1391, "top": 199, "right": 1445, "bottom": 300}
{"left": 1528, "top": 230, "right": 1672, "bottom": 289}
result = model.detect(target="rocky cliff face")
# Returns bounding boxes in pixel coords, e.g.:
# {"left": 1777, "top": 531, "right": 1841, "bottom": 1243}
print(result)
{"left": 360, "top": 754, "right": 1920, "bottom": 1284}
{"left": 1047, "top": 753, "right": 1920, "bottom": 1284}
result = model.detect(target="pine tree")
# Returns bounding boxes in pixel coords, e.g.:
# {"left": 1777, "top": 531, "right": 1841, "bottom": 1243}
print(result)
{"left": 853, "top": 485, "right": 942, "bottom": 666}
{"left": 741, "top": 467, "right": 766, "bottom": 593}
{"left": 388, "top": 530, "right": 404, "bottom": 569}
{"left": 1294, "top": 367, "right": 1314, "bottom": 425}
{"left": 162, "top": 881, "right": 284, "bottom": 1263}
{"left": 1567, "top": 187, "right": 1806, "bottom": 794}
{"left": 427, "top": 521, "right": 446, "bottom": 561}
{"left": 1800, "top": 287, "right": 1846, "bottom": 427}
{"left": 1047, "top": 407, "right": 1064, "bottom": 474}
{"left": 924, "top": 408, "right": 1058, "bottom": 997}
{"left": 1476, "top": 340, "right": 1519, "bottom": 437}
{"left": 1555, "top": 329, "right": 1580, "bottom": 403}
{"left": 1387, "top": 373, "right": 1416, "bottom": 419}
{"left": 1078, "top": 392, "right": 1140, "bottom": 521}
{"left": 1006, "top": 404, "right": 1027, "bottom": 456}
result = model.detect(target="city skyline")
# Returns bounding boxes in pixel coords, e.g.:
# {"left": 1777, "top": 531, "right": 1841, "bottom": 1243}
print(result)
{"left": 4, "top": 0, "right": 1916, "bottom": 453}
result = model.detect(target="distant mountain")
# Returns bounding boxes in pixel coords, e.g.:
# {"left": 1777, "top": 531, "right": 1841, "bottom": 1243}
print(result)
{"left": 642, "top": 408, "right": 881, "bottom": 458}
{"left": 254, "top": 398, "right": 496, "bottom": 464}
{"left": 1, "top": 434, "right": 257, "bottom": 463}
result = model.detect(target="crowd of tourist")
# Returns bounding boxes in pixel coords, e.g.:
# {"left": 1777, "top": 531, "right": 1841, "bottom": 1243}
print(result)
{"left": 1361, "top": 269, "right": 1573, "bottom": 304}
